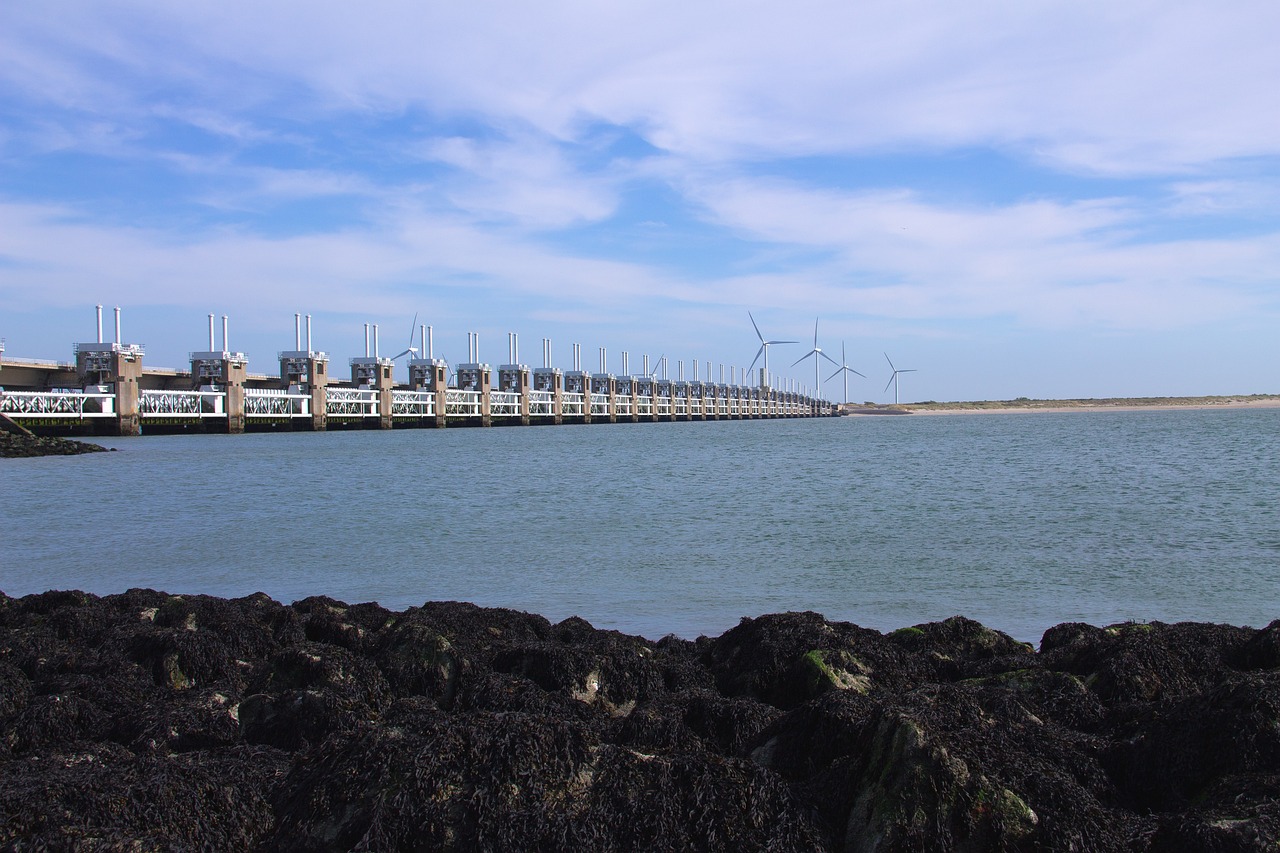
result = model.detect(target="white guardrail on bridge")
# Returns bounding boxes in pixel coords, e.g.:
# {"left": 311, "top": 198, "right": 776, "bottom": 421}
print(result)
{"left": 326, "top": 388, "right": 378, "bottom": 417}
{"left": 139, "top": 390, "right": 225, "bottom": 417}
{"left": 245, "top": 388, "right": 310, "bottom": 418}
{"left": 0, "top": 390, "right": 116, "bottom": 418}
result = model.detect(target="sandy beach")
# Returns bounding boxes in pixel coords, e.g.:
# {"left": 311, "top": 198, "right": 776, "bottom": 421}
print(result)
{"left": 892, "top": 397, "right": 1280, "bottom": 416}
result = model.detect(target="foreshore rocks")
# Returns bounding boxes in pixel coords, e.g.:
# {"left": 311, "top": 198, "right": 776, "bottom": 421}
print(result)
{"left": 0, "top": 431, "right": 110, "bottom": 457}
{"left": 2, "top": 591, "right": 1278, "bottom": 851}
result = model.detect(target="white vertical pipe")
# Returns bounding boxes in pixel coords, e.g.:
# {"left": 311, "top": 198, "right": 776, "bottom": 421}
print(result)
{"left": 114, "top": 306, "right": 121, "bottom": 344}
{"left": 96, "top": 305, "right": 103, "bottom": 343}
{"left": 222, "top": 315, "right": 228, "bottom": 352}
{"left": 474, "top": 332, "right": 479, "bottom": 363}
{"left": 295, "top": 314, "right": 301, "bottom": 350}
{"left": 514, "top": 333, "right": 519, "bottom": 364}
{"left": 364, "top": 323, "right": 370, "bottom": 357}
{"left": 622, "top": 351, "right": 629, "bottom": 375}
{"left": 209, "top": 314, "right": 215, "bottom": 350}
{"left": 374, "top": 324, "right": 381, "bottom": 358}
{"left": 306, "top": 315, "right": 312, "bottom": 351}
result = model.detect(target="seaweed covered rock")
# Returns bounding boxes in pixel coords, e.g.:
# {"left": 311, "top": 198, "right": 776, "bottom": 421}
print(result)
{"left": 703, "top": 611, "right": 927, "bottom": 709}
{"left": 1, "top": 590, "right": 1278, "bottom": 851}
{"left": 0, "top": 431, "right": 111, "bottom": 457}
{"left": 1039, "top": 620, "right": 1254, "bottom": 703}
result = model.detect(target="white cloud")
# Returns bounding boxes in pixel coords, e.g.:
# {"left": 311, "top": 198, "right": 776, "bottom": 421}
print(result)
{"left": 7, "top": 1, "right": 1280, "bottom": 172}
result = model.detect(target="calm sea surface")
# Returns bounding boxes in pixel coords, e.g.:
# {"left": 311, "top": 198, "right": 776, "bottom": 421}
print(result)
{"left": 3, "top": 409, "right": 1278, "bottom": 643}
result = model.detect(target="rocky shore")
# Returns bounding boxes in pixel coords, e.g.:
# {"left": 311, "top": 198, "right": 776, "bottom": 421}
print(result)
{"left": 0, "top": 431, "right": 110, "bottom": 458}
{"left": 2, "top": 590, "right": 1278, "bottom": 851}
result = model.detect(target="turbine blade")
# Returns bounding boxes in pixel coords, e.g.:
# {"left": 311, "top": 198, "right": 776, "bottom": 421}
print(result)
{"left": 901, "top": 369, "right": 917, "bottom": 373}
{"left": 749, "top": 311, "right": 764, "bottom": 343}
{"left": 767, "top": 339, "right": 798, "bottom": 345}
{"left": 791, "top": 350, "right": 816, "bottom": 367}
{"left": 747, "top": 346, "right": 764, "bottom": 374}
{"left": 406, "top": 311, "right": 418, "bottom": 347}
{"left": 852, "top": 368, "right": 866, "bottom": 378}
{"left": 813, "top": 317, "right": 819, "bottom": 347}
{"left": 884, "top": 375, "right": 895, "bottom": 394}
{"left": 819, "top": 350, "right": 840, "bottom": 367}
{"left": 884, "top": 352, "right": 895, "bottom": 371}
{"left": 826, "top": 367, "right": 842, "bottom": 382}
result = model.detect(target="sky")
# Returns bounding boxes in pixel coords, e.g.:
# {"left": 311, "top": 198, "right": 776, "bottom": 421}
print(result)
{"left": 1, "top": 1, "right": 1278, "bottom": 403}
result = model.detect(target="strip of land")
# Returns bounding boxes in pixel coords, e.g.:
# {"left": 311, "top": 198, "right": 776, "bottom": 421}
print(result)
{"left": 840, "top": 394, "right": 1280, "bottom": 416}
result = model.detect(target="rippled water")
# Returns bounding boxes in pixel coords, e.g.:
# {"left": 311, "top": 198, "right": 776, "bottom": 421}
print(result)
{"left": 3, "top": 409, "right": 1278, "bottom": 643}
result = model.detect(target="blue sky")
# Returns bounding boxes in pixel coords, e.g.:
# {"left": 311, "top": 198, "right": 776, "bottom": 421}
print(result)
{"left": 2, "top": 1, "right": 1278, "bottom": 402}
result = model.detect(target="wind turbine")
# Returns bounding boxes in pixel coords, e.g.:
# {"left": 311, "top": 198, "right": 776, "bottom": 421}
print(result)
{"left": 747, "top": 311, "right": 796, "bottom": 387}
{"left": 883, "top": 352, "right": 917, "bottom": 405}
{"left": 389, "top": 312, "right": 419, "bottom": 360}
{"left": 826, "top": 341, "right": 866, "bottom": 404}
{"left": 791, "top": 318, "right": 840, "bottom": 399}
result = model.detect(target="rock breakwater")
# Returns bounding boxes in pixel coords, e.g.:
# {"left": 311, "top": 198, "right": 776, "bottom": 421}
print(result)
{"left": 1, "top": 590, "right": 1278, "bottom": 850}
{"left": 0, "top": 431, "right": 110, "bottom": 458}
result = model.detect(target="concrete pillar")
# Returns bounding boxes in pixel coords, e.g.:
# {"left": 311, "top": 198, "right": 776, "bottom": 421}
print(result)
{"left": 280, "top": 350, "right": 330, "bottom": 431}
{"left": 76, "top": 344, "right": 143, "bottom": 436}
{"left": 533, "top": 367, "right": 562, "bottom": 425}
{"left": 499, "top": 364, "right": 531, "bottom": 425}
{"left": 592, "top": 373, "right": 616, "bottom": 423}
{"left": 457, "top": 363, "right": 492, "bottom": 427}
{"left": 566, "top": 371, "right": 590, "bottom": 424}
{"left": 351, "top": 357, "right": 395, "bottom": 429}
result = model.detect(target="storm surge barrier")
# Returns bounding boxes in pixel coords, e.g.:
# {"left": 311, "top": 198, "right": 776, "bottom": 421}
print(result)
{"left": 0, "top": 310, "right": 832, "bottom": 436}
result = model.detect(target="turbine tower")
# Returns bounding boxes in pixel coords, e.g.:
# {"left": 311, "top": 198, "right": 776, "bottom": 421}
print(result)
{"left": 747, "top": 311, "right": 796, "bottom": 388}
{"left": 791, "top": 317, "right": 839, "bottom": 400}
{"left": 826, "top": 341, "right": 865, "bottom": 404}
{"left": 883, "top": 352, "right": 917, "bottom": 405}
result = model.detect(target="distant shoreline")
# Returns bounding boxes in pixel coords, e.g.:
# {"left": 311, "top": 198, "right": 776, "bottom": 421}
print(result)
{"left": 841, "top": 394, "right": 1280, "bottom": 416}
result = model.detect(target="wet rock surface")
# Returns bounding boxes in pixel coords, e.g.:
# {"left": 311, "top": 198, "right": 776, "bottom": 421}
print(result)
{"left": 0, "top": 431, "right": 111, "bottom": 457}
{"left": 1, "top": 593, "right": 1277, "bottom": 851}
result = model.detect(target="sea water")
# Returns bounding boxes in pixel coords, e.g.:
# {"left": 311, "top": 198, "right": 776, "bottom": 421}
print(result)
{"left": 2, "top": 408, "right": 1278, "bottom": 643}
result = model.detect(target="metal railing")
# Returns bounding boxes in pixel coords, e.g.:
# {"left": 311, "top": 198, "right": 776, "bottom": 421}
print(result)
{"left": 139, "top": 390, "right": 224, "bottom": 418}
{"left": 391, "top": 390, "right": 435, "bottom": 418}
{"left": 327, "top": 388, "right": 379, "bottom": 417}
{"left": 490, "top": 390, "right": 520, "bottom": 417}
{"left": 561, "top": 391, "right": 585, "bottom": 416}
{"left": 446, "top": 389, "right": 482, "bottom": 417}
{"left": 590, "top": 393, "right": 610, "bottom": 417}
{"left": 636, "top": 395, "right": 653, "bottom": 417}
{"left": 245, "top": 388, "right": 310, "bottom": 418}
{"left": 616, "top": 395, "right": 633, "bottom": 416}
{"left": 528, "top": 390, "right": 554, "bottom": 416}
{"left": 0, "top": 390, "right": 116, "bottom": 419}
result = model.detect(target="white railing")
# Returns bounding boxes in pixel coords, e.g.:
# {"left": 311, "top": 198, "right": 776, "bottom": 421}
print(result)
{"left": 636, "top": 395, "right": 653, "bottom": 417}
{"left": 729, "top": 398, "right": 740, "bottom": 416}
{"left": 674, "top": 397, "right": 687, "bottom": 416}
{"left": 590, "top": 393, "right": 610, "bottom": 416}
{"left": 391, "top": 390, "right": 435, "bottom": 418}
{"left": 528, "top": 390, "right": 554, "bottom": 416}
{"left": 690, "top": 397, "right": 702, "bottom": 416}
{"left": 327, "top": 388, "right": 379, "bottom": 417}
{"left": 245, "top": 388, "right": 310, "bottom": 418}
{"left": 561, "top": 391, "right": 585, "bottom": 416}
{"left": 0, "top": 390, "right": 116, "bottom": 419}
{"left": 656, "top": 396, "right": 671, "bottom": 417}
{"left": 490, "top": 391, "right": 520, "bottom": 417}
{"left": 446, "top": 389, "right": 482, "bottom": 417}
{"left": 139, "top": 390, "right": 224, "bottom": 418}
{"left": 616, "top": 395, "right": 633, "bottom": 416}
